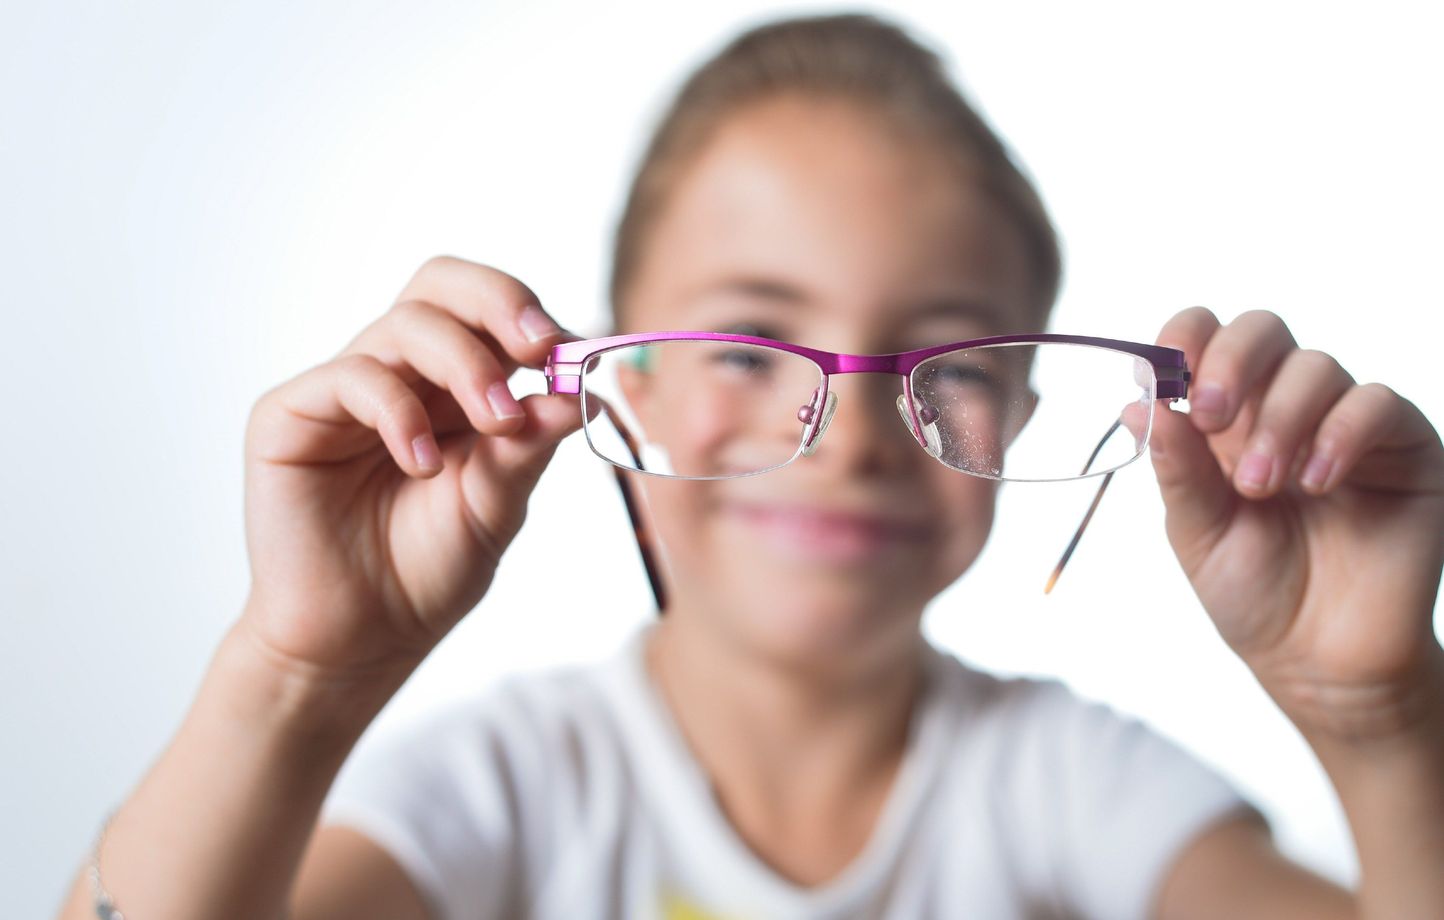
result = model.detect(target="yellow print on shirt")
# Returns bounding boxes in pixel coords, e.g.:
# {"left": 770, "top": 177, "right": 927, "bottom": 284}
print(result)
{"left": 659, "top": 890, "right": 751, "bottom": 920}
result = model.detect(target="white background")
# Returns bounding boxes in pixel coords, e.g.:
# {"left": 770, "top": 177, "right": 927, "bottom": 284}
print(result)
{"left": 3, "top": 1, "right": 1442, "bottom": 914}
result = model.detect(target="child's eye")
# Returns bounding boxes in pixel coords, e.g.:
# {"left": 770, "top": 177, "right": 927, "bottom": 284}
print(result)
{"left": 930, "top": 364, "right": 1020, "bottom": 407}
{"left": 936, "top": 364, "right": 997, "bottom": 388}
{"left": 713, "top": 348, "right": 773, "bottom": 373}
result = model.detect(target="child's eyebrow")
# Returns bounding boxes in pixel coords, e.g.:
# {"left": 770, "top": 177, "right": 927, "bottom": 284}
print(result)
{"left": 698, "top": 277, "right": 1010, "bottom": 327}
{"left": 701, "top": 277, "right": 804, "bottom": 303}
{"left": 902, "top": 296, "right": 1009, "bottom": 328}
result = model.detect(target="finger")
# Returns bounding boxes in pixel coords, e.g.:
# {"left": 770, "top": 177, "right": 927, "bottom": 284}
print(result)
{"left": 1149, "top": 306, "right": 1239, "bottom": 564}
{"left": 1156, "top": 305, "right": 1223, "bottom": 366}
{"left": 401, "top": 339, "right": 598, "bottom": 446}
{"left": 1154, "top": 303, "right": 1224, "bottom": 432}
{"left": 471, "top": 392, "right": 599, "bottom": 482}
{"left": 1231, "top": 349, "right": 1355, "bottom": 498}
{"left": 1147, "top": 398, "right": 1238, "bottom": 568}
{"left": 420, "top": 382, "right": 477, "bottom": 437}
{"left": 249, "top": 353, "right": 446, "bottom": 478}
{"left": 1155, "top": 304, "right": 1220, "bottom": 415}
{"left": 359, "top": 299, "right": 531, "bottom": 437}
{"left": 1298, "top": 382, "right": 1422, "bottom": 494}
{"left": 1186, "top": 309, "right": 1298, "bottom": 433}
{"left": 393, "top": 255, "right": 571, "bottom": 373}
{"left": 457, "top": 393, "right": 602, "bottom": 546}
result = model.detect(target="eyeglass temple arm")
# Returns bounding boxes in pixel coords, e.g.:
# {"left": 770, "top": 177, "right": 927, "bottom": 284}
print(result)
{"left": 613, "top": 467, "right": 668, "bottom": 613}
{"left": 1046, "top": 471, "right": 1115, "bottom": 594}
{"left": 594, "top": 398, "right": 669, "bottom": 613}
{"left": 1046, "top": 359, "right": 1190, "bottom": 593}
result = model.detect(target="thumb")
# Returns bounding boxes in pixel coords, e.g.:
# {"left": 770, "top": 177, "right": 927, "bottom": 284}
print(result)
{"left": 478, "top": 392, "right": 598, "bottom": 488}
{"left": 1148, "top": 401, "right": 1237, "bottom": 567}
{"left": 454, "top": 393, "right": 599, "bottom": 549}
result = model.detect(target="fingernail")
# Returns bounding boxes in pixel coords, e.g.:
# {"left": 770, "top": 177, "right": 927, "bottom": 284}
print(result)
{"left": 412, "top": 433, "right": 442, "bottom": 470}
{"left": 1301, "top": 453, "right": 1334, "bottom": 491}
{"left": 487, "top": 381, "right": 525, "bottom": 420}
{"left": 1190, "top": 383, "right": 1227, "bottom": 421}
{"left": 518, "top": 304, "right": 562, "bottom": 344}
{"left": 1236, "top": 452, "right": 1273, "bottom": 492}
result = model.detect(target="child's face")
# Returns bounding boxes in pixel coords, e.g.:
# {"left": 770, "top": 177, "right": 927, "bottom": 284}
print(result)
{"left": 621, "top": 94, "right": 1037, "bottom": 667}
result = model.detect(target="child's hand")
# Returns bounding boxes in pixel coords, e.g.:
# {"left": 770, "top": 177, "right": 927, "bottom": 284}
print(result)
{"left": 239, "top": 256, "right": 588, "bottom": 684}
{"left": 1149, "top": 307, "right": 1444, "bottom": 739}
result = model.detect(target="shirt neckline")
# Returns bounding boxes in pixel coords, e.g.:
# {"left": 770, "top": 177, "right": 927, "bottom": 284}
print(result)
{"left": 591, "top": 621, "right": 963, "bottom": 914}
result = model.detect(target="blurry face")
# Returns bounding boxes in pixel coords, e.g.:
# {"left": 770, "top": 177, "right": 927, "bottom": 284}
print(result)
{"left": 621, "top": 94, "right": 1037, "bottom": 670}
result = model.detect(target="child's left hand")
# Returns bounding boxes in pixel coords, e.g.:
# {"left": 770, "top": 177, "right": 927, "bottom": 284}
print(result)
{"left": 1149, "top": 307, "right": 1444, "bottom": 741}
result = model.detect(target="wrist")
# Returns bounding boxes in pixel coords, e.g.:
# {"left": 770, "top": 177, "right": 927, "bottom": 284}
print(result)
{"left": 1263, "top": 640, "right": 1444, "bottom": 753}
{"left": 1303, "top": 688, "right": 1444, "bottom": 920}
{"left": 206, "top": 615, "right": 416, "bottom": 752}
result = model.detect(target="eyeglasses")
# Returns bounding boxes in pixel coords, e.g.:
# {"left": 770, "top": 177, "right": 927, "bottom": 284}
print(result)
{"left": 546, "top": 331, "right": 1191, "bottom": 608}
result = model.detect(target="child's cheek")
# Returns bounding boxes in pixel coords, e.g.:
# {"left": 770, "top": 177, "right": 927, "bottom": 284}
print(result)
{"left": 644, "top": 370, "right": 808, "bottom": 478}
{"left": 927, "top": 472, "right": 999, "bottom": 586}
{"left": 642, "top": 479, "right": 731, "bottom": 597}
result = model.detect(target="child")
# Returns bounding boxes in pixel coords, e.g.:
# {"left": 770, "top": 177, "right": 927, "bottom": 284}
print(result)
{"left": 59, "top": 13, "right": 1444, "bottom": 920}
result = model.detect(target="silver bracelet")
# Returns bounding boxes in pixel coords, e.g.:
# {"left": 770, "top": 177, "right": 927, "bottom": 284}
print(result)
{"left": 89, "top": 810, "right": 126, "bottom": 920}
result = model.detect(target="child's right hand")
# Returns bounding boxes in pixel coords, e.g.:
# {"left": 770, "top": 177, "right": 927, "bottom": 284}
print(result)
{"left": 238, "top": 256, "right": 590, "bottom": 685}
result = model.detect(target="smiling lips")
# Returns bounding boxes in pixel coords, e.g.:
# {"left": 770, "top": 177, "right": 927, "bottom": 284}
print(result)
{"left": 724, "top": 501, "right": 933, "bottom": 563}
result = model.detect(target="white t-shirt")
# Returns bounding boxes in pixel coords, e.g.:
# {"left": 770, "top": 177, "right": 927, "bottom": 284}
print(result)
{"left": 319, "top": 622, "right": 1260, "bottom": 920}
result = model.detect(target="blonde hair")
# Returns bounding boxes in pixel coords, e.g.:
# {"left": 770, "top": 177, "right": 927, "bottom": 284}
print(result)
{"left": 609, "top": 12, "right": 1063, "bottom": 327}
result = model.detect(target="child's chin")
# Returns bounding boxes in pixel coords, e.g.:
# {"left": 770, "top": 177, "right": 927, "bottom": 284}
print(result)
{"left": 730, "top": 592, "right": 916, "bottom": 672}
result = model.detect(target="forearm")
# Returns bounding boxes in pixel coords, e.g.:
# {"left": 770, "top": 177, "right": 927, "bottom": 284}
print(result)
{"left": 54, "top": 612, "right": 413, "bottom": 920}
{"left": 1290, "top": 647, "right": 1444, "bottom": 920}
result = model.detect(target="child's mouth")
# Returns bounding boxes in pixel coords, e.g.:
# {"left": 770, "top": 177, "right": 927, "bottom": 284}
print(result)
{"left": 723, "top": 501, "right": 932, "bottom": 564}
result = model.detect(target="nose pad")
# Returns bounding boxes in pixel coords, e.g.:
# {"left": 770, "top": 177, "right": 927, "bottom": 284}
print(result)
{"left": 896, "top": 395, "right": 942, "bottom": 458}
{"left": 1133, "top": 356, "right": 1154, "bottom": 391}
{"left": 799, "top": 389, "right": 839, "bottom": 457}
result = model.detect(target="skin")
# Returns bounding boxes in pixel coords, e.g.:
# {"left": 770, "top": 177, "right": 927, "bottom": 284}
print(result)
{"left": 55, "top": 94, "right": 1443, "bottom": 920}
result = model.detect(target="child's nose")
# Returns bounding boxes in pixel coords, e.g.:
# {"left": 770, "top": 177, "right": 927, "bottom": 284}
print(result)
{"left": 803, "top": 376, "right": 919, "bottom": 473}
{"left": 896, "top": 394, "right": 942, "bottom": 458}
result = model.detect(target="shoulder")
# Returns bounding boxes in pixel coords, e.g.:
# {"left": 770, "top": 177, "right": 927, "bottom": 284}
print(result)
{"left": 927, "top": 648, "right": 1246, "bottom": 809}
{"left": 322, "top": 649, "right": 638, "bottom": 845}
{"left": 316, "top": 655, "right": 637, "bottom": 920}
{"left": 924, "top": 648, "right": 1263, "bottom": 920}
{"left": 342, "top": 657, "right": 629, "bottom": 799}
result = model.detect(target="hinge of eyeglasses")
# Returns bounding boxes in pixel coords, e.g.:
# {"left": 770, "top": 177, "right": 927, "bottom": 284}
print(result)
{"left": 545, "top": 362, "right": 584, "bottom": 395}
{"left": 1156, "top": 366, "right": 1191, "bottom": 400}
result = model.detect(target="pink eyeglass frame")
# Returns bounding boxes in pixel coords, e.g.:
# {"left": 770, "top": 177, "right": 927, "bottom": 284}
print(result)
{"left": 546, "top": 331, "right": 1191, "bottom": 610}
